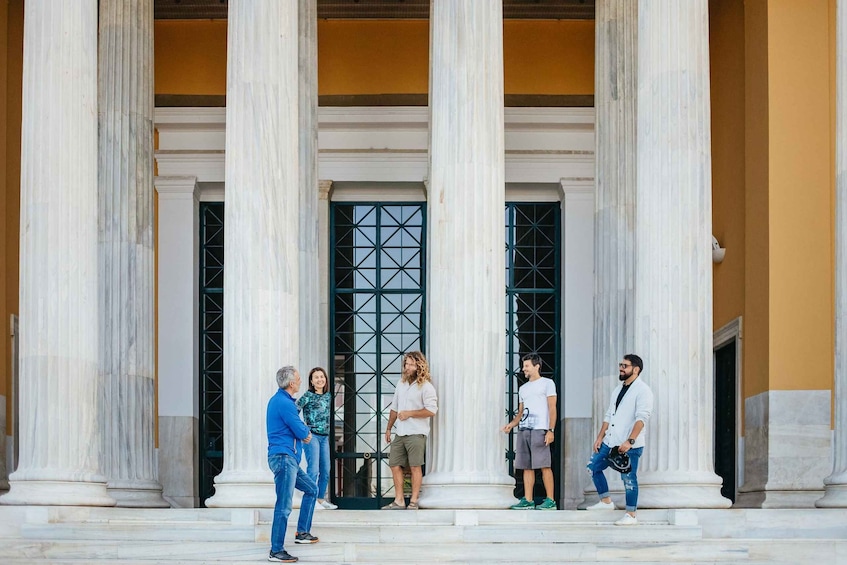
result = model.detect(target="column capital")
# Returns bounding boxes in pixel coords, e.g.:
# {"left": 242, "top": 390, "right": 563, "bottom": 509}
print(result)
{"left": 155, "top": 176, "right": 200, "bottom": 200}
{"left": 318, "top": 179, "right": 333, "bottom": 200}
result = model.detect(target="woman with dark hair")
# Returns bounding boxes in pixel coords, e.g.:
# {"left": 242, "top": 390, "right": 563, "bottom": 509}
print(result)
{"left": 297, "top": 367, "right": 336, "bottom": 510}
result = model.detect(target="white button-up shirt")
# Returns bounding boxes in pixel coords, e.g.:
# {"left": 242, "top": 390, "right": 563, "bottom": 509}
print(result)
{"left": 390, "top": 379, "right": 438, "bottom": 437}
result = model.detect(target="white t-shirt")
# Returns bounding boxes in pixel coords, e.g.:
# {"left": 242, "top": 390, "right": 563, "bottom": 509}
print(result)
{"left": 389, "top": 379, "right": 438, "bottom": 436}
{"left": 517, "top": 377, "right": 557, "bottom": 430}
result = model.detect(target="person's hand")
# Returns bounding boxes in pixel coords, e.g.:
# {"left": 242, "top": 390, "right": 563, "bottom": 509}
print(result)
{"left": 593, "top": 437, "right": 603, "bottom": 453}
{"left": 544, "top": 430, "right": 554, "bottom": 446}
{"left": 619, "top": 442, "right": 631, "bottom": 454}
{"left": 303, "top": 433, "right": 312, "bottom": 444}
{"left": 384, "top": 430, "right": 392, "bottom": 444}
{"left": 398, "top": 411, "right": 409, "bottom": 421}
{"left": 501, "top": 423, "right": 513, "bottom": 434}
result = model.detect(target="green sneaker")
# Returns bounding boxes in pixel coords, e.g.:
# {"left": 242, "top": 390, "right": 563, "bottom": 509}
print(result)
{"left": 510, "top": 497, "right": 535, "bottom": 510}
{"left": 536, "top": 497, "right": 557, "bottom": 510}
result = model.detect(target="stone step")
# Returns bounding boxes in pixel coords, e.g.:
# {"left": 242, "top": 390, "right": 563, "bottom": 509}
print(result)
{"left": 0, "top": 538, "right": 844, "bottom": 563}
{"left": 19, "top": 521, "right": 702, "bottom": 544}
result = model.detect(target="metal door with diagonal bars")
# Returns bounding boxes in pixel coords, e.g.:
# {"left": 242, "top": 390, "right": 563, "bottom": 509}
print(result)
{"left": 504, "top": 202, "right": 562, "bottom": 503}
{"left": 330, "top": 203, "right": 426, "bottom": 509}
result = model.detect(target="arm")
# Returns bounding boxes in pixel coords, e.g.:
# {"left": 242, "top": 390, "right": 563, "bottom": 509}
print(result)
{"left": 502, "top": 402, "right": 524, "bottom": 433}
{"left": 593, "top": 422, "right": 609, "bottom": 453}
{"left": 619, "top": 421, "right": 645, "bottom": 454}
{"left": 544, "top": 394, "right": 557, "bottom": 446}
{"left": 398, "top": 382, "right": 438, "bottom": 420}
{"left": 384, "top": 410, "right": 398, "bottom": 443}
{"left": 620, "top": 386, "right": 653, "bottom": 453}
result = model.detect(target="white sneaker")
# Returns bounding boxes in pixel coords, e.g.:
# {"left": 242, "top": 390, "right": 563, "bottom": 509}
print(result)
{"left": 585, "top": 499, "right": 615, "bottom": 510}
{"left": 319, "top": 500, "right": 338, "bottom": 510}
{"left": 615, "top": 513, "right": 638, "bottom": 526}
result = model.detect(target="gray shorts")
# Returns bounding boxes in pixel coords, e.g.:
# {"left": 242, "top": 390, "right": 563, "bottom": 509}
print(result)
{"left": 388, "top": 434, "right": 427, "bottom": 468}
{"left": 514, "top": 428, "right": 551, "bottom": 470}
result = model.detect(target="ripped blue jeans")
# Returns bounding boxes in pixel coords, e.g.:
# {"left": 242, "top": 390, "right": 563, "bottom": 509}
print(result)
{"left": 587, "top": 443, "right": 643, "bottom": 512}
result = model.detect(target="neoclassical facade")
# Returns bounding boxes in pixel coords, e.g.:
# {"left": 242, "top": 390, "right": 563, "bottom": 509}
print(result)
{"left": 0, "top": 0, "right": 845, "bottom": 511}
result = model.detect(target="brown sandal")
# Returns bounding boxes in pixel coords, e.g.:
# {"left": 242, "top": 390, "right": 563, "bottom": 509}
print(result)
{"left": 382, "top": 501, "right": 406, "bottom": 510}
{"left": 406, "top": 501, "right": 419, "bottom": 510}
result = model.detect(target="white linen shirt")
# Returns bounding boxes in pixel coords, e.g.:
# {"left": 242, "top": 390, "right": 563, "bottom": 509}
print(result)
{"left": 390, "top": 379, "right": 438, "bottom": 437}
{"left": 602, "top": 377, "right": 653, "bottom": 449}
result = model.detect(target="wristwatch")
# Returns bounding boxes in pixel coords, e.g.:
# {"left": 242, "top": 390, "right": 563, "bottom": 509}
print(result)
{"left": 627, "top": 438, "right": 635, "bottom": 445}
{"left": 547, "top": 429, "right": 555, "bottom": 434}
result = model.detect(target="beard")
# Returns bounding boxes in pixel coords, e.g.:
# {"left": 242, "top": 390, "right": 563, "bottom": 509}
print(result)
{"left": 619, "top": 373, "right": 629, "bottom": 381}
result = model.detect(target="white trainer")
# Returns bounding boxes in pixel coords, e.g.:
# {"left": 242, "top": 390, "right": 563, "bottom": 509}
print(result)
{"left": 320, "top": 500, "right": 338, "bottom": 510}
{"left": 615, "top": 513, "right": 638, "bottom": 526}
{"left": 585, "top": 499, "right": 615, "bottom": 510}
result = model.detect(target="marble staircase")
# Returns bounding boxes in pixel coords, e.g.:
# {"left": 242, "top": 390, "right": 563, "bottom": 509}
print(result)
{"left": 0, "top": 507, "right": 845, "bottom": 564}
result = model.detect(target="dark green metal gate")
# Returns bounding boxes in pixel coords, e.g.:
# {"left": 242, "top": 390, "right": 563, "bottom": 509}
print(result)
{"left": 504, "top": 202, "right": 562, "bottom": 503}
{"left": 199, "top": 202, "right": 225, "bottom": 506}
{"left": 330, "top": 203, "right": 426, "bottom": 509}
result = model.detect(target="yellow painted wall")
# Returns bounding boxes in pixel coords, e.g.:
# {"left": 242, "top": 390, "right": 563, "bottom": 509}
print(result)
{"left": 744, "top": 0, "right": 771, "bottom": 399}
{"left": 766, "top": 0, "right": 834, "bottom": 392}
{"left": 2, "top": 0, "right": 22, "bottom": 431}
{"left": 155, "top": 20, "right": 227, "bottom": 96}
{"left": 155, "top": 19, "right": 595, "bottom": 97}
{"left": 710, "top": 0, "right": 746, "bottom": 333}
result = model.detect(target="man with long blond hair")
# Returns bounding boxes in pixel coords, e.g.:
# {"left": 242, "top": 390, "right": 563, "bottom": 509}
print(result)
{"left": 382, "top": 351, "right": 438, "bottom": 509}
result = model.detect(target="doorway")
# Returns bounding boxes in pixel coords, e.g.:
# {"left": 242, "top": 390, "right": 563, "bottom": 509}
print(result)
{"left": 714, "top": 338, "right": 737, "bottom": 503}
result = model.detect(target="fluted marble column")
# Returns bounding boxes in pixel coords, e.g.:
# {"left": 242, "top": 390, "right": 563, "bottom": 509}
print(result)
{"left": 98, "top": 0, "right": 167, "bottom": 508}
{"left": 205, "top": 0, "right": 300, "bottom": 508}
{"left": 633, "top": 0, "right": 729, "bottom": 508}
{"left": 1, "top": 1, "right": 114, "bottom": 506}
{"left": 592, "top": 0, "right": 637, "bottom": 481}
{"left": 418, "top": 0, "right": 515, "bottom": 509}
{"left": 818, "top": 0, "right": 847, "bottom": 508}
{"left": 299, "top": 0, "right": 321, "bottom": 373}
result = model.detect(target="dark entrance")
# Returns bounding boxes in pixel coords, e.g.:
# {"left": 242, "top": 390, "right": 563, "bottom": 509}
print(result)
{"left": 330, "top": 203, "right": 426, "bottom": 509}
{"left": 504, "top": 202, "right": 562, "bottom": 505}
{"left": 714, "top": 339, "right": 737, "bottom": 503}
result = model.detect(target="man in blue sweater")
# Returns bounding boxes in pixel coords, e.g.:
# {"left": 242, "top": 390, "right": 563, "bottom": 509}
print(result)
{"left": 267, "top": 366, "right": 320, "bottom": 563}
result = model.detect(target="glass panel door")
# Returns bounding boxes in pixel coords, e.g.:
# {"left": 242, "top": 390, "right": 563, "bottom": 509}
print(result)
{"left": 330, "top": 203, "right": 426, "bottom": 508}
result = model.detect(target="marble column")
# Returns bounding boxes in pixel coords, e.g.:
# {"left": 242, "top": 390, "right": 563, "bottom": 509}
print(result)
{"left": 818, "top": 0, "right": 847, "bottom": 508}
{"left": 299, "top": 0, "right": 321, "bottom": 373}
{"left": 418, "top": 0, "right": 515, "bottom": 509}
{"left": 1, "top": 0, "right": 114, "bottom": 506}
{"left": 633, "top": 0, "right": 730, "bottom": 509}
{"left": 98, "top": 0, "right": 167, "bottom": 508}
{"left": 590, "top": 0, "right": 638, "bottom": 503}
{"left": 205, "top": 0, "right": 300, "bottom": 508}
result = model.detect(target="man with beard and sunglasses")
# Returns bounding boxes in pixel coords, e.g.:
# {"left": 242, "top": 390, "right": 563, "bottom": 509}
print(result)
{"left": 585, "top": 354, "right": 653, "bottom": 526}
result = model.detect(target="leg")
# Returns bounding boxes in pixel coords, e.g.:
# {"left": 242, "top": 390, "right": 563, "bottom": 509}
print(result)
{"left": 317, "top": 434, "right": 331, "bottom": 502}
{"left": 621, "top": 447, "right": 643, "bottom": 515}
{"left": 587, "top": 444, "right": 612, "bottom": 502}
{"left": 295, "top": 466, "right": 319, "bottom": 535}
{"left": 269, "top": 454, "right": 297, "bottom": 554}
{"left": 303, "top": 435, "right": 321, "bottom": 500}
{"left": 541, "top": 467, "right": 555, "bottom": 500}
{"left": 522, "top": 468, "right": 536, "bottom": 501}
{"left": 409, "top": 466, "right": 423, "bottom": 503}
{"left": 390, "top": 465, "right": 407, "bottom": 504}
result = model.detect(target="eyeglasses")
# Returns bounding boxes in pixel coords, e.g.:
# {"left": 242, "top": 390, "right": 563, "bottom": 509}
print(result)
{"left": 619, "top": 363, "right": 631, "bottom": 368}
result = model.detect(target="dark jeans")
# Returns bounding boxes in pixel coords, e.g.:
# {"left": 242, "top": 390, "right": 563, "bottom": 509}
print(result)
{"left": 269, "top": 453, "right": 319, "bottom": 553}
{"left": 587, "top": 443, "right": 644, "bottom": 512}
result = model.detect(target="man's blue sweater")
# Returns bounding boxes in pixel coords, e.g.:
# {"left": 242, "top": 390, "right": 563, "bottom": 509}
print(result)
{"left": 267, "top": 388, "right": 311, "bottom": 458}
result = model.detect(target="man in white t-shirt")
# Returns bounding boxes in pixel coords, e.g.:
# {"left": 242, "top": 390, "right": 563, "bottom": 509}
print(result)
{"left": 502, "top": 354, "right": 557, "bottom": 510}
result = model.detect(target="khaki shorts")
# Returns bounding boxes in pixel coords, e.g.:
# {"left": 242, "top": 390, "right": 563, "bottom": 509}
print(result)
{"left": 388, "top": 434, "right": 427, "bottom": 468}
{"left": 514, "top": 428, "right": 552, "bottom": 470}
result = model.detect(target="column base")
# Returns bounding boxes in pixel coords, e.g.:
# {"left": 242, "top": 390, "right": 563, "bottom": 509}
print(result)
{"left": 418, "top": 472, "right": 516, "bottom": 509}
{"left": 204, "top": 478, "right": 275, "bottom": 508}
{"left": 636, "top": 472, "right": 731, "bottom": 509}
{"left": 108, "top": 479, "right": 170, "bottom": 508}
{"left": 817, "top": 482, "right": 847, "bottom": 507}
{"left": 0, "top": 480, "right": 115, "bottom": 506}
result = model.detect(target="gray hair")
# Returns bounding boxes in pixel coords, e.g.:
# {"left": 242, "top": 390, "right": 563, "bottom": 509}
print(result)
{"left": 276, "top": 366, "right": 297, "bottom": 389}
